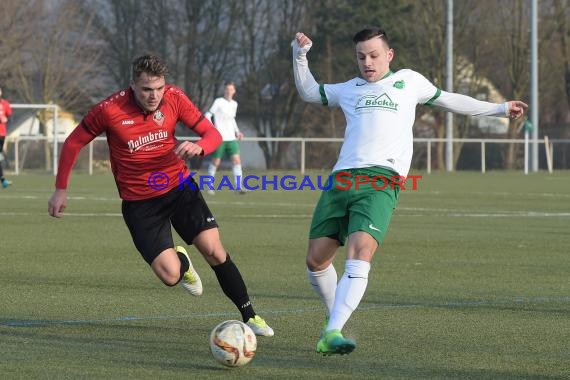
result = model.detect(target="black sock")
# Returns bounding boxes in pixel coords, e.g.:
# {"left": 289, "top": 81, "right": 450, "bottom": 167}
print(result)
{"left": 176, "top": 250, "right": 190, "bottom": 283}
{"left": 212, "top": 254, "right": 256, "bottom": 322}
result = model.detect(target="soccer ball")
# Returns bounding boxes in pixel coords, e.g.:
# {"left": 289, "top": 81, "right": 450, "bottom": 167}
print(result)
{"left": 209, "top": 320, "right": 257, "bottom": 367}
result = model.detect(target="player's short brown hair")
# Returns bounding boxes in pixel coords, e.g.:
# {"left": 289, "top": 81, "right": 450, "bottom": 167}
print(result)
{"left": 131, "top": 54, "right": 169, "bottom": 80}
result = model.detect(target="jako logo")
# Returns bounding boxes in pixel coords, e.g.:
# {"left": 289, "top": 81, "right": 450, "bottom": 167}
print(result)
{"left": 122, "top": 120, "right": 135, "bottom": 125}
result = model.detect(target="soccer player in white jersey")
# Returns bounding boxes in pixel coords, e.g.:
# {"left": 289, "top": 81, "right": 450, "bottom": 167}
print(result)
{"left": 205, "top": 81, "right": 246, "bottom": 194}
{"left": 292, "top": 27, "right": 527, "bottom": 355}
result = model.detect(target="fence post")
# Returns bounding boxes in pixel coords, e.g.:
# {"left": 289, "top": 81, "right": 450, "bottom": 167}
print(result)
{"left": 14, "top": 138, "right": 19, "bottom": 175}
{"left": 481, "top": 141, "right": 486, "bottom": 173}
{"left": 52, "top": 105, "right": 58, "bottom": 175}
{"left": 89, "top": 141, "right": 93, "bottom": 175}
{"left": 544, "top": 136, "right": 553, "bottom": 173}
{"left": 427, "top": 140, "right": 431, "bottom": 174}
{"left": 301, "top": 139, "right": 306, "bottom": 175}
{"left": 524, "top": 129, "right": 529, "bottom": 174}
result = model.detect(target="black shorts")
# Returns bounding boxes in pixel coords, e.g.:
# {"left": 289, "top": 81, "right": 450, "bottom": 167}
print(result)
{"left": 121, "top": 181, "right": 218, "bottom": 264}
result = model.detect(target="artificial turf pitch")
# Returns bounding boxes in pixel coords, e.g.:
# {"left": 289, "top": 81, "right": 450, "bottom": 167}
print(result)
{"left": 1, "top": 170, "right": 568, "bottom": 379}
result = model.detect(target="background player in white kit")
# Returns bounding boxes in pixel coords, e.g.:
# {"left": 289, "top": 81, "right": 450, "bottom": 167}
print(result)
{"left": 292, "top": 27, "right": 528, "bottom": 355}
{"left": 205, "top": 81, "right": 247, "bottom": 195}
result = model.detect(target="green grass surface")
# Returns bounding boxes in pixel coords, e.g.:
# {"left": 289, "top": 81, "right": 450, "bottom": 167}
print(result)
{"left": 1, "top": 170, "right": 569, "bottom": 379}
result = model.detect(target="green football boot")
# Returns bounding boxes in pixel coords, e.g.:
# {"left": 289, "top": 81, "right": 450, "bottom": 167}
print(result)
{"left": 316, "top": 329, "right": 356, "bottom": 355}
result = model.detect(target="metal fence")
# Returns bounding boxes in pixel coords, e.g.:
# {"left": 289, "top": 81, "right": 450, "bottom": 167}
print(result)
{"left": 4, "top": 135, "right": 565, "bottom": 175}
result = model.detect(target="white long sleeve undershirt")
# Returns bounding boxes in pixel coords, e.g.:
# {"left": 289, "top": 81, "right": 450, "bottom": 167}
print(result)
{"left": 292, "top": 40, "right": 509, "bottom": 117}
{"left": 292, "top": 41, "right": 321, "bottom": 103}
{"left": 432, "top": 91, "right": 508, "bottom": 117}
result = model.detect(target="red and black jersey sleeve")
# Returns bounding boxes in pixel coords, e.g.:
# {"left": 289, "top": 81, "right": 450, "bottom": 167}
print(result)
{"left": 170, "top": 86, "right": 222, "bottom": 155}
{"left": 54, "top": 95, "right": 112, "bottom": 189}
{"left": 81, "top": 98, "right": 112, "bottom": 136}
{"left": 55, "top": 122, "right": 97, "bottom": 189}
{"left": 193, "top": 118, "right": 222, "bottom": 155}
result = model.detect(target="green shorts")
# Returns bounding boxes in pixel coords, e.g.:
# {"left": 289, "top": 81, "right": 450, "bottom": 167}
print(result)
{"left": 211, "top": 140, "right": 240, "bottom": 159}
{"left": 309, "top": 167, "right": 400, "bottom": 246}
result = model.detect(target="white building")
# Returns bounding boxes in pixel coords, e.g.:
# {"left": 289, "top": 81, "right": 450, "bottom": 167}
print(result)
{"left": 7, "top": 106, "right": 77, "bottom": 142}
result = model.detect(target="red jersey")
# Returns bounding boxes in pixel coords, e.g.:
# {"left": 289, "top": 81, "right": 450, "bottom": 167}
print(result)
{"left": 56, "top": 85, "right": 221, "bottom": 200}
{"left": 0, "top": 98, "right": 13, "bottom": 136}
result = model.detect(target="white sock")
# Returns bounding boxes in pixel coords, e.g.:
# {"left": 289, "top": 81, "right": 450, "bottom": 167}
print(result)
{"left": 307, "top": 265, "right": 337, "bottom": 316}
{"left": 327, "top": 259, "right": 370, "bottom": 332}
{"left": 207, "top": 164, "right": 217, "bottom": 178}
{"left": 232, "top": 164, "right": 243, "bottom": 190}
{"left": 206, "top": 164, "right": 217, "bottom": 191}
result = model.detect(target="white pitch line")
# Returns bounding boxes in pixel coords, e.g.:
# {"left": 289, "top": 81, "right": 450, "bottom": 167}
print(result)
{"left": 3, "top": 189, "right": 570, "bottom": 201}
{"left": 409, "top": 190, "right": 570, "bottom": 198}
{"left": 1, "top": 194, "right": 569, "bottom": 218}
{"left": 218, "top": 214, "right": 312, "bottom": 218}
{"left": 2, "top": 296, "right": 568, "bottom": 328}
{"left": 0, "top": 211, "right": 312, "bottom": 218}
{"left": 397, "top": 207, "right": 570, "bottom": 217}
{"left": 444, "top": 212, "right": 570, "bottom": 217}
{"left": 2, "top": 210, "right": 570, "bottom": 218}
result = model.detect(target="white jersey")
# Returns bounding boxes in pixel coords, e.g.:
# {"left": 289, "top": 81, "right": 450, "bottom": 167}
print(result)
{"left": 205, "top": 97, "right": 239, "bottom": 141}
{"left": 292, "top": 40, "right": 508, "bottom": 178}
{"left": 322, "top": 70, "right": 438, "bottom": 177}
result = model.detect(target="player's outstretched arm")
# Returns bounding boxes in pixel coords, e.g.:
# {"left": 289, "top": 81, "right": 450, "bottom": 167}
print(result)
{"left": 292, "top": 32, "right": 321, "bottom": 103}
{"left": 433, "top": 91, "right": 528, "bottom": 119}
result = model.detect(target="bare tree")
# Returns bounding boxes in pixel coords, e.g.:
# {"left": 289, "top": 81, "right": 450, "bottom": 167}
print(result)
{"left": 14, "top": 2, "right": 103, "bottom": 109}
{"left": 81, "top": 0, "right": 243, "bottom": 110}
{"left": 0, "top": 0, "right": 42, "bottom": 79}
{"left": 452, "top": 1, "right": 507, "bottom": 168}
{"left": 494, "top": 1, "right": 530, "bottom": 169}
{"left": 3, "top": 0, "right": 565, "bottom": 173}
{"left": 178, "top": 0, "right": 241, "bottom": 109}
{"left": 236, "top": 0, "right": 308, "bottom": 168}
{"left": 4, "top": 0, "right": 104, "bottom": 170}
{"left": 80, "top": 0, "right": 146, "bottom": 88}
{"left": 404, "top": 0, "right": 533, "bottom": 170}
{"left": 404, "top": 0, "right": 448, "bottom": 170}
{"left": 554, "top": 0, "right": 570, "bottom": 110}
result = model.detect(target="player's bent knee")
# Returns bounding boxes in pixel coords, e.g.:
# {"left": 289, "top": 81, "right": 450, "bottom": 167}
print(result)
{"left": 153, "top": 267, "right": 181, "bottom": 286}
{"left": 306, "top": 254, "right": 332, "bottom": 272}
{"left": 160, "top": 274, "right": 180, "bottom": 287}
{"left": 208, "top": 250, "right": 228, "bottom": 265}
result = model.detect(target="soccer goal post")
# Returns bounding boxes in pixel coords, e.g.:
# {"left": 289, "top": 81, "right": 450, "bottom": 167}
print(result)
{"left": 8, "top": 104, "right": 59, "bottom": 175}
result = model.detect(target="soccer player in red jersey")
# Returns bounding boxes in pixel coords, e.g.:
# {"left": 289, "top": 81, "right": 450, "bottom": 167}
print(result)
{"left": 47, "top": 54, "right": 273, "bottom": 336}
